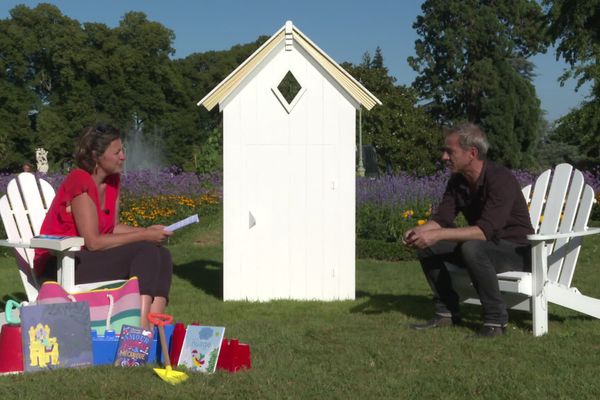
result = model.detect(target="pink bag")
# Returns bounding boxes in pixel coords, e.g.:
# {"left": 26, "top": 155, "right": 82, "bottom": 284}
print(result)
{"left": 36, "top": 277, "right": 141, "bottom": 335}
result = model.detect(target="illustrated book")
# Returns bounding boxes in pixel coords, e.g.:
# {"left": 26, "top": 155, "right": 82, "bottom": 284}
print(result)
{"left": 113, "top": 325, "right": 153, "bottom": 367}
{"left": 20, "top": 301, "right": 93, "bottom": 372}
{"left": 177, "top": 325, "right": 225, "bottom": 373}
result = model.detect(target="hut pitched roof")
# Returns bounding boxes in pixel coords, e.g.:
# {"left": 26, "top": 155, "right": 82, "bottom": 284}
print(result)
{"left": 198, "top": 21, "right": 382, "bottom": 111}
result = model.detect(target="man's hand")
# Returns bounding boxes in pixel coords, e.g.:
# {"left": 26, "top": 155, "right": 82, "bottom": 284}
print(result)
{"left": 403, "top": 223, "right": 486, "bottom": 249}
{"left": 403, "top": 220, "right": 442, "bottom": 249}
{"left": 404, "top": 228, "right": 439, "bottom": 249}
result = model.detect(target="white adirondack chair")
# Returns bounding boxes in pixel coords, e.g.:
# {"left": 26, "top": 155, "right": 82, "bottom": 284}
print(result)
{"left": 0, "top": 172, "right": 123, "bottom": 302}
{"left": 449, "top": 163, "right": 600, "bottom": 336}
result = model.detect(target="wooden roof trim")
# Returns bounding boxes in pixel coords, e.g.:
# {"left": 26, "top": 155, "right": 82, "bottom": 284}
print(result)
{"left": 291, "top": 26, "right": 381, "bottom": 110}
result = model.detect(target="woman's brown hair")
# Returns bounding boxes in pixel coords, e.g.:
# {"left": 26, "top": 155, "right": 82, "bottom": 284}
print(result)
{"left": 74, "top": 124, "right": 121, "bottom": 173}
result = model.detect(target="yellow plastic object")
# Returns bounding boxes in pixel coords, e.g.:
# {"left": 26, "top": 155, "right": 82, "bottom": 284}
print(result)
{"left": 153, "top": 364, "right": 189, "bottom": 385}
{"left": 148, "top": 313, "right": 189, "bottom": 385}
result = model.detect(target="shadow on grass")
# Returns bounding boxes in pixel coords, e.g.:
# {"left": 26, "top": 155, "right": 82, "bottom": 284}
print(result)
{"left": 173, "top": 259, "right": 223, "bottom": 300}
{"left": 350, "top": 290, "right": 589, "bottom": 333}
{"left": 351, "top": 290, "right": 432, "bottom": 320}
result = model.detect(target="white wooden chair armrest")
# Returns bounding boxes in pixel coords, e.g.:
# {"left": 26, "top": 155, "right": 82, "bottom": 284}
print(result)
{"left": 527, "top": 227, "right": 600, "bottom": 242}
{"left": 0, "top": 239, "right": 31, "bottom": 249}
{"left": 0, "top": 237, "right": 86, "bottom": 251}
{"left": 0, "top": 238, "right": 83, "bottom": 293}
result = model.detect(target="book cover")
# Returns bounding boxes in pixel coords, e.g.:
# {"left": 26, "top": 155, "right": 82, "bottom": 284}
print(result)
{"left": 113, "top": 325, "right": 153, "bottom": 367}
{"left": 20, "top": 302, "right": 93, "bottom": 372}
{"left": 178, "top": 325, "right": 225, "bottom": 373}
{"left": 30, "top": 235, "right": 84, "bottom": 251}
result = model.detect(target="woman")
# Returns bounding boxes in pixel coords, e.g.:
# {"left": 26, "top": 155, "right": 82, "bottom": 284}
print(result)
{"left": 34, "top": 124, "right": 173, "bottom": 329}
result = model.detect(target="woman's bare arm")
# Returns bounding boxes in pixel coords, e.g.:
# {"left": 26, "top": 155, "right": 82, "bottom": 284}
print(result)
{"left": 71, "top": 193, "right": 172, "bottom": 251}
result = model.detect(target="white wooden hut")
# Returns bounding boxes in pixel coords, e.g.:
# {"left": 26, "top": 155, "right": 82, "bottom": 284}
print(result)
{"left": 198, "top": 21, "right": 381, "bottom": 301}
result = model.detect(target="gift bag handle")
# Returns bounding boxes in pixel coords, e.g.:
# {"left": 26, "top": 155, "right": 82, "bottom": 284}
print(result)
{"left": 66, "top": 293, "right": 115, "bottom": 332}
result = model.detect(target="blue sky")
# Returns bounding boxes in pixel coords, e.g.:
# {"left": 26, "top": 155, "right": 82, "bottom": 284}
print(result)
{"left": 0, "top": 0, "right": 589, "bottom": 122}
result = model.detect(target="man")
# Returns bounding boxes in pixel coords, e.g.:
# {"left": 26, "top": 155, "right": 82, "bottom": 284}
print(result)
{"left": 403, "top": 123, "right": 533, "bottom": 337}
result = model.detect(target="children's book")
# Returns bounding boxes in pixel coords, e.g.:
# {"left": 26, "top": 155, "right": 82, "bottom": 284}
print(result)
{"left": 20, "top": 302, "right": 93, "bottom": 372}
{"left": 30, "top": 235, "right": 84, "bottom": 251}
{"left": 178, "top": 325, "right": 225, "bottom": 373}
{"left": 113, "top": 325, "right": 153, "bottom": 367}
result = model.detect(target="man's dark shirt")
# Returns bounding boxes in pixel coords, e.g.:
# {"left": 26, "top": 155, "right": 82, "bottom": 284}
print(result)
{"left": 432, "top": 161, "right": 534, "bottom": 245}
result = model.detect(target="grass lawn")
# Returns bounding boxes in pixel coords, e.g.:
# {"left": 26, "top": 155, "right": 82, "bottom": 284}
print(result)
{"left": 2, "top": 213, "right": 600, "bottom": 399}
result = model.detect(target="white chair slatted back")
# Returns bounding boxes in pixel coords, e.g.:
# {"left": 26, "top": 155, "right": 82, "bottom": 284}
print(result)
{"left": 538, "top": 164, "right": 572, "bottom": 237}
{"left": 0, "top": 194, "right": 27, "bottom": 269}
{"left": 559, "top": 185, "right": 595, "bottom": 287}
{"left": 528, "top": 169, "right": 551, "bottom": 232}
{"left": 2, "top": 173, "right": 57, "bottom": 278}
{"left": 16, "top": 172, "right": 48, "bottom": 235}
{"left": 547, "top": 169, "right": 584, "bottom": 281}
{"left": 521, "top": 185, "right": 532, "bottom": 205}
{"left": 6, "top": 178, "right": 35, "bottom": 256}
{"left": 0, "top": 196, "right": 19, "bottom": 242}
{"left": 0, "top": 189, "right": 39, "bottom": 301}
{"left": 39, "top": 179, "right": 55, "bottom": 212}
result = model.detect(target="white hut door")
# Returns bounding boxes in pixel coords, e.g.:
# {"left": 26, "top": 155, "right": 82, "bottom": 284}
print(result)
{"left": 244, "top": 143, "right": 337, "bottom": 300}
{"left": 244, "top": 145, "right": 290, "bottom": 300}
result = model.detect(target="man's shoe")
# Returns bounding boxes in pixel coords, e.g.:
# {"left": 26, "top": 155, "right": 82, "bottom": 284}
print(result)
{"left": 475, "top": 325, "right": 507, "bottom": 338}
{"left": 410, "top": 315, "right": 461, "bottom": 330}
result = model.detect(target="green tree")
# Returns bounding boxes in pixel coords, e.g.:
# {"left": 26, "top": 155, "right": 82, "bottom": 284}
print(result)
{"left": 536, "top": 120, "right": 584, "bottom": 168}
{"left": 552, "top": 101, "right": 600, "bottom": 167}
{"left": 93, "top": 12, "right": 188, "bottom": 167}
{"left": 0, "top": 3, "right": 97, "bottom": 170}
{"left": 408, "top": 0, "right": 548, "bottom": 168}
{"left": 480, "top": 60, "right": 544, "bottom": 167}
{"left": 545, "top": 0, "right": 600, "bottom": 165}
{"left": 172, "top": 37, "right": 268, "bottom": 170}
{"left": 343, "top": 48, "right": 441, "bottom": 175}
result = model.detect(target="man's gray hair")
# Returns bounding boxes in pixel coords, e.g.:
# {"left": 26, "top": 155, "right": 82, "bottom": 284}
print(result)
{"left": 445, "top": 123, "right": 489, "bottom": 159}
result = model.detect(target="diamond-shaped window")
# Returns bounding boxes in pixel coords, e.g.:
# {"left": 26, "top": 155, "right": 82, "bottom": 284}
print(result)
{"left": 278, "top": 71, "right": 301, "bottom": 104}
{"left": 272, "top": 70, "right": 306, "bottom": 114}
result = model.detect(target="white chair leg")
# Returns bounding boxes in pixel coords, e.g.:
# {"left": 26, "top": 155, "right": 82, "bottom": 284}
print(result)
{"left": 531, "top": 289, "right": 548, "bottom": 336}
{"left": 531, "top": 241, "right": 549, "bottom": 336}
{"left": 58, "top": 248, "right": 79, "bottom": 293}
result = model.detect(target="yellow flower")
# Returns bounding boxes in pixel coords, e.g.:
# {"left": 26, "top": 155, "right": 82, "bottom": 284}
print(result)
{"left": 417, "top": 219, "right": 426, "bottom": 225}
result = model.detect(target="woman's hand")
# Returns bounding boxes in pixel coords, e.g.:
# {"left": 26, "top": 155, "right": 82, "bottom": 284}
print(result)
{"left": 143, "top": 225, "right": 173, "bottom": 243}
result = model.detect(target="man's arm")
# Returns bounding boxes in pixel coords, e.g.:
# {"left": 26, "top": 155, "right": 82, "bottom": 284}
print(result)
{"left": 404, "top": 224, "right": 485, "bottom": 249}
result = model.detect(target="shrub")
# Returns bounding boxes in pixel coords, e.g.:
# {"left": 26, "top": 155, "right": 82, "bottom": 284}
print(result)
{"left": 356, "top": 203, "right": 431, "bottom": 243}
{"left": 119, "top": 193, "right": 220, "bottom": 227}
{"left": 356, "top": 238, "right": 416, "bottom": 261}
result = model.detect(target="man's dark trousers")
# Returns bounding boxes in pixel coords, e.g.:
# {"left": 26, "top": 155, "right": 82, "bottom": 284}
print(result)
{"left": 417, "top": 240, "right": 531, "bottom": 326}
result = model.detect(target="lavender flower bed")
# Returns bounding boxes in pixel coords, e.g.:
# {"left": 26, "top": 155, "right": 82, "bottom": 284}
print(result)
{"left": 0, "top": 166, "right": 597, "bottom": 217}
{"left": 356, "top": 168, "right": 598, "bottom": 209}
{"left": 0, "top": 168, "right": 223, "bottom": 199}
{"left": 357, "top": 171, "right": 449, "bottom": 210}
{"left": 120, "top": 168, "right": 222, "bottom": 198}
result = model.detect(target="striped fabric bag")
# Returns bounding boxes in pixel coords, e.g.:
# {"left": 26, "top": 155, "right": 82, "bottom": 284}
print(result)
{"left": 36, "top": 277, "right": 141, "bottom": 335}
